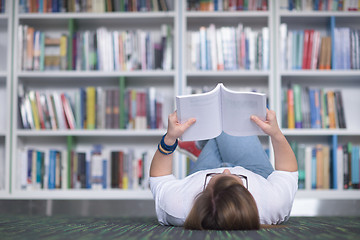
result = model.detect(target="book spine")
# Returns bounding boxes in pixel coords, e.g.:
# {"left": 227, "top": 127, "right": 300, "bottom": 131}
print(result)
{"left": 105, "top": 89, "right": 113, "bottom": 129}
{"left": 68, "top": 19, "right": 75, "bottom": 70}
{"left": 337, "top": 145, "right": 344, "bottom": 190}
{"left": 327, "top": 90, "right": 336, "bottom": 129}
{"left": 323, "top": 145, "right": 330, "bottom": 189}
{"left": 351, "top": 146, "right": 359, "bottom": 189}
{"left": 331, "top": 135, "right": 338, "bottom": 189}
{"left": 334, "top": 90, "right": 346, "bottom": 128}
{"left": 287, "top": 87, "right": 295, "bottom": 129}
{"left": 111, "top": 151, "right": 119, "bottom": 188}
{"left": 305, "top": 146, "right": 312, "bottom": 190}
{"left": 293, "top": 84, "right": 302, "bottom": 128}
{"left": 113, "top": 89, "right": 120, "bottom": 129}
{"left": 316, "top": 144, "right": 324, "bottom": 189}
{"left": 66, "top": 136, "right": 74, "bottom": 189}
{"left": 302, "top": 30, "right": 309, "bottom": 69}
{"left": 102, "top": 158, "right": 107, "bottom": 189}
{"left": 86, "top": 87, "right": 96, "bottom": 129}
{"left": 307, "top": 29, "right": 314, "bottom": 69}
{"left": 311, "top": 147, "right": 317, "bottom": 189}
{"left": 330, "top": 16, "right": 336, "bottom": 69}
{"left": 29, "top": 91, "right": 41, "bottom": 130}
{"left": 118, "top": 77, "right": 126, "bottom": 129}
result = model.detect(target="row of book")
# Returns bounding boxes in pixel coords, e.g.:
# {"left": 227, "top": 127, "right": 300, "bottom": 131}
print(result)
{"left": 187, "top": 0, "right": 269, "bottom": 11}
{"left": 17, "top": 145, "right": 153, "bottom": 190}
{"left": 291, "top": 140, "right": 360, "bottom": 190}
{"left": 282, "top": 85, "right": 346, "bottom": 129}
{"left": 187, "top": 24, "right": 269, "bottom": 71}
{"left": 18, "top": 81, "right": 170, "bottom": 130}
{"left": 282, "top": 0, "right": 360, "bottom": 11}
{"left": 332, "top": 27, "right": 359, "bottom": 70}
{"left": 19, "top": 0, "right": 173, "bottom": 13}
{"left": 280, "top": 22, "right": 360, "bottom": 70}
{"left": 18, "top": 22, "right": 173, "bottom": 72}
{"left": 0, "top": 0, "right": 5, "bottom": 13}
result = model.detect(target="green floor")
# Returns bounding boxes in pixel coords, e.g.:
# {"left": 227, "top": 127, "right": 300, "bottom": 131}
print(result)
{"left": 0, "top": 215, "right": 359, "bottom": 240}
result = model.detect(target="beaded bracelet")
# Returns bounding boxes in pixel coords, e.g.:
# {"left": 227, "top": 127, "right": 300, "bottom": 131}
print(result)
{"left": 158, "top": 134, "right": 178, "bottom": 155}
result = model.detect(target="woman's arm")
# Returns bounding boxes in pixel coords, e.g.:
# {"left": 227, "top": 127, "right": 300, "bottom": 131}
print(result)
{"left": 150, "top": 111, "right": 196, "bottom": 177}
{"left": 251, "top": 109, "right": 298, "bottom": 172}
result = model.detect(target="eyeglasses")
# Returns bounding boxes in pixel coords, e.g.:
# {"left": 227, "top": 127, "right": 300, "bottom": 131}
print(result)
{"left": 203, "top": 173, "right": 248, "bottom": 190}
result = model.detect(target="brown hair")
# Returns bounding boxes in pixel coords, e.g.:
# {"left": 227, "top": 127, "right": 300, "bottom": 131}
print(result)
{"left": 184, "top": 175, "right": 260, "bottom": 230}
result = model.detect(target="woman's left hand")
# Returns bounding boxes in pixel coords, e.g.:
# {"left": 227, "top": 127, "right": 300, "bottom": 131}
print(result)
{"left": 165, "top": 111, "right": 196, "bottom": 145}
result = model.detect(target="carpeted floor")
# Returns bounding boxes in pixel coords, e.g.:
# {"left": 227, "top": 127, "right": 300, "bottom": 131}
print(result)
{"left": 0, "top": 215, "right": 359, "bottom": 240}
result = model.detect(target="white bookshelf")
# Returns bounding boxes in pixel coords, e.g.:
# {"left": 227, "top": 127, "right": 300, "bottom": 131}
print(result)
{"left": 2, "top": 0, "right": 360, "bottom": 202}
{"left": 0, "top": 0, "right": 12, "bottom": 197}
{"left": 16, "top": 129, "right": 166, "bottom": 137}
{"left": 18, "top": 70, "right": 176, "bottom": 78}
{"left": 5, "top": 189, "right": 153, "bottom": 200}
{"left": 283, "top": 129, "right": 360, "bottom": 136}
{"left": 181, "top": 0, "right": 274, "bottom": 103}
{"left": 274, "top": 1, "right": 360, "bottom": 199}
{"left": 18, "top": 12, "right": 176, "bottom": 19}
{"left": 186, "top": 70, "right": 270, "bottom": 77}
{"left": 9, "top": 0, "right": 179, "bottom": 199}
{"left": 296, "top": 190, "right": 360, "bottom": 200}
{"left": 179, "top": 0, "right": 275, "bottom": 171}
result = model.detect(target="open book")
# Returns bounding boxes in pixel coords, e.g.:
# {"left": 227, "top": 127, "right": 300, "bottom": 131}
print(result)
{"left": 176, "top": 83, "right": 267, "bottom": 141}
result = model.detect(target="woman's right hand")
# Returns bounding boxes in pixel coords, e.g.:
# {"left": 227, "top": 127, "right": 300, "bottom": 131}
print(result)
{"left": 250, "top": 109, "right": 282, "bottom": 139}
{"left": 164, "top": 111, "right": 196, "bottom": 145}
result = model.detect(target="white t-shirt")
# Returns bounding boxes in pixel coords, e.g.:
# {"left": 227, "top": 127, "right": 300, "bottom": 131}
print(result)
{"left": 149, "top": 166, "right": 298, "bottom": 226}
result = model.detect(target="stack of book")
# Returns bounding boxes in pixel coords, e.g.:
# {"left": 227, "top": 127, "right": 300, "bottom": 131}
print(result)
{"left": 18, "top": 79, "right": 169, "bottom": 130}
{"left": 291, "top": 139, "right": 360, "bottom": 190}
{"left": 187, "top": 0, "right": 269, "bottom": 11}
{"left": 282, "top": 84, "right": 346, "bottom": 129}
{"left": 187, "top": 24, "right": 269, "bottom": 71}
{"left": 281, "top": 0, "right": 360, "bottom": 11}
{"left": 279, "top": 22, "right": 360, "bottom": 70}
{"left": 18, "top": 22, "right": 173, "bottom": 71}
{"left": 19, "top": 0, "right": 173, "bottom": 13}
{"left": 17, "top": 144, "right": 152, "bottom": 190}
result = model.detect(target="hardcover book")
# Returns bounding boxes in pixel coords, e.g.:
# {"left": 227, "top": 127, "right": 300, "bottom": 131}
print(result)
{"left": 176, "top": 83, "right": 266, "bottom": 141}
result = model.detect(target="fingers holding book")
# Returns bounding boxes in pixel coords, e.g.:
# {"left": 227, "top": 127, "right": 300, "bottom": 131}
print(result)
{"left": 251, "top": 109, "right": 282, "bottom": 138}
{"left": 165, "top": 111, "right": 196, "bottom": 145}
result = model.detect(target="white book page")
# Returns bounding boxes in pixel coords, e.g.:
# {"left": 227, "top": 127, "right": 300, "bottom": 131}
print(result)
{"left": 221, "top": 86, "right": 266, "bottom": 136}
{"left": 176, "top": 85, "right": 222, "bottom": 141}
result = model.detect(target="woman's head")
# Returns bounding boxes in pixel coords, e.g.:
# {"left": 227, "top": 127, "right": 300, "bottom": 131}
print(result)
{"left": 184, "top": 171, "right": 260, "bottom": 230}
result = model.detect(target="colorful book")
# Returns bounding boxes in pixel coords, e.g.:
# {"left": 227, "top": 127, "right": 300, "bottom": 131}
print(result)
{"left": 311, "top": 147, "right": 317, "bottom": 189}
{"left": 293, "top": 84, "right": 302, "bottom": 128}
{"left": 86, "top": 87, "right": 96, "bottom": 129}
{"left": 287, "top": 87, "right": 295, "bottom": 129}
